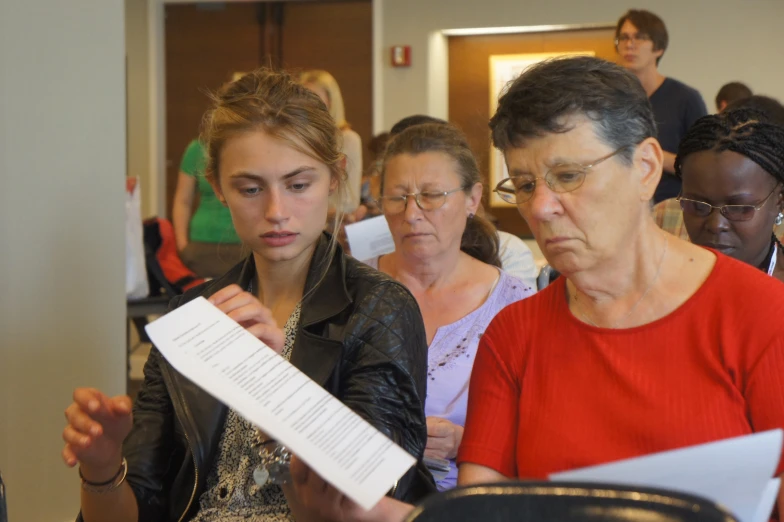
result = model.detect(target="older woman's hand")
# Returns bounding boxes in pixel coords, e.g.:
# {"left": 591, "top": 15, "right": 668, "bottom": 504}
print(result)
{"left": 208, "top": 284, "right": 285, "bottom": 354}
{"left": 425, "top": 417, "right": 464, "bottom": 460}
{"left": 289, "top": 456, "right": 412, "bottom": 522}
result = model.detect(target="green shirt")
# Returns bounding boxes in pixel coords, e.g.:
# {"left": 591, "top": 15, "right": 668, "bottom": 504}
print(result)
{"left": 180, "top": 140, "right": 240, "bottom": 244}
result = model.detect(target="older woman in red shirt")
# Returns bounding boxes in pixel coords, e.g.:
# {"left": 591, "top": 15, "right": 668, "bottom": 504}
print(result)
{"left": 457, "top": 55, "right": 784, "bottom": 502}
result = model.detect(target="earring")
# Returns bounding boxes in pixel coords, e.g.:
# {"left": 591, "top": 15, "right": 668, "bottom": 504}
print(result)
{"left": 776, "top": 212, "right": 783, "bottom": 226}
{"left": 467, "top": 213, "right": 475, "bottom": 220}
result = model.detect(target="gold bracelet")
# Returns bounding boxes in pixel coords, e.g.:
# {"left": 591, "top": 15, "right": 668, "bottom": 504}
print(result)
{"left": 79, "top": 458, "right": 128, "bottom": 494}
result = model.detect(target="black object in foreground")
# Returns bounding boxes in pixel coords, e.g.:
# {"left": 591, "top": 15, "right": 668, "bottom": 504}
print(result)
{"left": 404, "top": 481, "right": 738, "bottom": 522}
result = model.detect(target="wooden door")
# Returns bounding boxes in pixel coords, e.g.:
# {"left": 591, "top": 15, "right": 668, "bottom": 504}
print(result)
{"left": 281, "top": 1, "right": 373, "bottom": 171}
{"left": 164, "top": 2, "right": 264, "bottom": 219}
{"left": 448, "top": 29, "right": 617, "bottom": 237}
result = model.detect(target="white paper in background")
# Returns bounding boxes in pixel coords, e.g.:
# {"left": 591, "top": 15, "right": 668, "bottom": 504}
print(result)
{"left": 145, "top": 297, "right": 416, "bottom": 510}
{"left": 550, "top": 430, "right": 783, "bottom": 522}
{"left": 345, "top": 215, "right": 395, "bottom": 261}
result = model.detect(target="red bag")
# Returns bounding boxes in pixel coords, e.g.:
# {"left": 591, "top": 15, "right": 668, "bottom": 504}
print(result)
{"left": 143, "top": 217, "right": 205, "bottom": 296}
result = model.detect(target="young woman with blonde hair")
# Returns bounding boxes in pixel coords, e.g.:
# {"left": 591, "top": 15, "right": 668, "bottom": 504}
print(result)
{"left": 61, "top": 68, "right": 431, "bottom": 522}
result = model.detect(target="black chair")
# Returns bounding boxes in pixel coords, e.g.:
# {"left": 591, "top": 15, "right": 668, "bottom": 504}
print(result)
{"left": 404, "top": 481, "right": 738, "bottom": 522}
{"left": 536, "top": 265, "right": 560, "bottom": 291}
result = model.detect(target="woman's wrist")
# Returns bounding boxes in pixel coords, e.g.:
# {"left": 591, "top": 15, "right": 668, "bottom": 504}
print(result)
{"left": 79, "top": 457, "right": 124, "bottom": 484}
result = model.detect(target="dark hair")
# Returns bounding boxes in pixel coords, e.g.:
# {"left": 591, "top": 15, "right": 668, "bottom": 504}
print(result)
{"left": 725, "top": 95, "right": 784, "bottom": 126}
{"left": 390, "top": 115, "right": 448, "bottom": 136}
{"left": 616, "top": 9, "right": 669, "bottom": 65}
{"left": 368, "top": 132, "right": 390, "bottom": 158}
{"left": 383, "top": 123, "right": 501, "bottom": 267}
{"left": 675, "top": 108, "right": 784, "bottom": 187}
{"left": 715, "top": 82, "right": 753, "bottom": 111}
{"left": 490, "top": 56, "right": 656, "bottom": 164}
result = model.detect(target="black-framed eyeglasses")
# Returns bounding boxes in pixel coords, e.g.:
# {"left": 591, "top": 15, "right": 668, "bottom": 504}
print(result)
{"left": 615, "top": 33, "right": 652, "bottom": 47}
{"left": 377, "top": 188, "right": 463, "bottom": 214}
{"left": 493, "top": 146, "right": 630, "bottom": 206}
{"left": 677, "top": 184, "right": 781, "bottom": 222}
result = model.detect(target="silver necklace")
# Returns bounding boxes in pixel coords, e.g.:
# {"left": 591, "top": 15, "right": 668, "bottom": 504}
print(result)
{"left": 247, "top": 277, "right": 294, "bottom": 487}
{"left": 571, "top": 235, "right": 669, "bottom": 329}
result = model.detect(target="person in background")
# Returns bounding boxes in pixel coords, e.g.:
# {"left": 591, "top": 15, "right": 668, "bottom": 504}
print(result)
{"left": 654, "top": 95, "right": 784, "bottom": 240}
{"left": 726, "top": 94, "right": 784, "bottom": 121}
{"left": 61, "top": 68, "right": 432, "bottom": 522}
{"left": 172, "top": 138, "right": 244, "bottom": 278}
{"left": 615, "top": 9, "right": 707, "bottom": 203}
{"left": 300, "top": 70, "right": 363, "bottom": 214}
{"left": 715, "top": 82, "right": 752, "bottom": 113}
{"left": 364, "top": 123, "right": 535, "bottom": 490}
{"left": 387, "top": 115, "right": 538, "bottom": 288}
{"left": 676, "top": 108, "right": 784, "bottom": 282}
{"left": 285, "top": 55, "right": 784, "bottom": 522}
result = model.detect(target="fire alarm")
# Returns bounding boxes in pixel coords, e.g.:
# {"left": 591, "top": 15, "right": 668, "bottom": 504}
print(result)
{"left": 391, "top": 46, "right": 411, "bottom": 67}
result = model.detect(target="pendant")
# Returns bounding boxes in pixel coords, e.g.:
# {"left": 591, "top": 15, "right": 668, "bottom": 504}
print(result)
{"left": 253, "top": 466, "right": 270, "bottom": 487}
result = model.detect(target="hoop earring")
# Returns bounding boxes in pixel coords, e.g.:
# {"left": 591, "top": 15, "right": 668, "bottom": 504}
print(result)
{"left": 776, "top": 212, "right": 783, "bottom": 227}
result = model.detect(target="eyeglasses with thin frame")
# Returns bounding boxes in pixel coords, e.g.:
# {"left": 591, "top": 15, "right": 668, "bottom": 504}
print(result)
{"left": 615, "top": 33, "right": 652, "bottom": 47}
{"left": 493, "top": 146, "right": 631, "bottom": 206}
{"left": 677, "top": 184, "right": 781, "bottom": 222}
{"left": 377, "top": 187, "right": 463, "bottom": 214}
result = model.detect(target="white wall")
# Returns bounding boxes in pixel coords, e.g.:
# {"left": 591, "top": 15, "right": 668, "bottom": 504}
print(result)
{"left": 0, "top": 1, "right": 127, "bottom": 521}
{"left": 377, "top": 0, "right": 784, "bottom": 130}
{"left": 126, "top": 0, "right": 155, "bottom": 218}
{"left": 126, "top": 0, "right": 166, "bottom": 219}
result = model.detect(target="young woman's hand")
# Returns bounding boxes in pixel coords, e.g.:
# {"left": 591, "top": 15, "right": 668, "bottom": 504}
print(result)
{"left": 289, "top": 456, "right": 413, "bottom": 522}
{"left": 62, "top": 388, "right": 133, "bottom": 482}
{"left": 209, "top": 284, "right": 285, "bottom": 353}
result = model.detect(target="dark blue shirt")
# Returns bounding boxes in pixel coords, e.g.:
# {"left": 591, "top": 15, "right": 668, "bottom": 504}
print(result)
{"left": 649, "top": 77, "right": 708, "bottom": 202}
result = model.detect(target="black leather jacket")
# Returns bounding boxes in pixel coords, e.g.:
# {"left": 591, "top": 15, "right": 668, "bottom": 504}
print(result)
{"left": 0, "top": 471, "right": 6, "bottom": 522}
{"left": 79, "top": 235, "right": 432, "bottom": 522}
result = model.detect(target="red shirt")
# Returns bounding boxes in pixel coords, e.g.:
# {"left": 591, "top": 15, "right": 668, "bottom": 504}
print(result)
{"left": 458, "top": 253, "right": 784, "bottom": 478}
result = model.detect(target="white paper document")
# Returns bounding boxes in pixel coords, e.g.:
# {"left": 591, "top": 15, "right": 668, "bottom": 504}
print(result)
{"left": 345, "top": 215, "right": 395, "bottom": 261}
{"left": 550, "top": 430, "right": 783, "bottom": 522}
{"left": 752, "top": 478, "right": 780, "bottom": 522}
{"left": 145, "top": 297, "right": 416, "bottom": 510}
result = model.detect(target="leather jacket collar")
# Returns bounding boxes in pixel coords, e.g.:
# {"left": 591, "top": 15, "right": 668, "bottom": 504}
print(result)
{"left": 232, "top": 232, "right": 352, "bottom": 328}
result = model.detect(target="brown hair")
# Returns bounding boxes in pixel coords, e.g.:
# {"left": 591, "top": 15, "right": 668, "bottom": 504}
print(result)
{"left": 715, "top": 82, "right": 753, "bottom": 112}
{"left": 616, "top": 9, "right": 669, "bottom": 65}
{"left": 382, "top": 123, "right": 501, "bottom": 268}
{"left": 200, "top": 67, "right": 348, "bottom": 268}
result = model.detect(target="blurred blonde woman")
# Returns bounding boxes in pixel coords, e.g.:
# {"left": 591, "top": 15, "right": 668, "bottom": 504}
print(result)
{"left": 300, "top": 70, "right": 363, "bottom": 213}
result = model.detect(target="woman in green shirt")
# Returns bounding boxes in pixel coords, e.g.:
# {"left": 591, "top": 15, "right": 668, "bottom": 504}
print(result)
{"left": 172, "top": 139, "right": 244, "bottom": 278}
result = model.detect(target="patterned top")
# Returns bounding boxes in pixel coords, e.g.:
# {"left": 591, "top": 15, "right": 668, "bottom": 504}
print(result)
{"left": 362, "top": 257, "right": 534, "bottom": 490}
{"left": 191, "top": 304, "right": 302, "bottom": 522}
